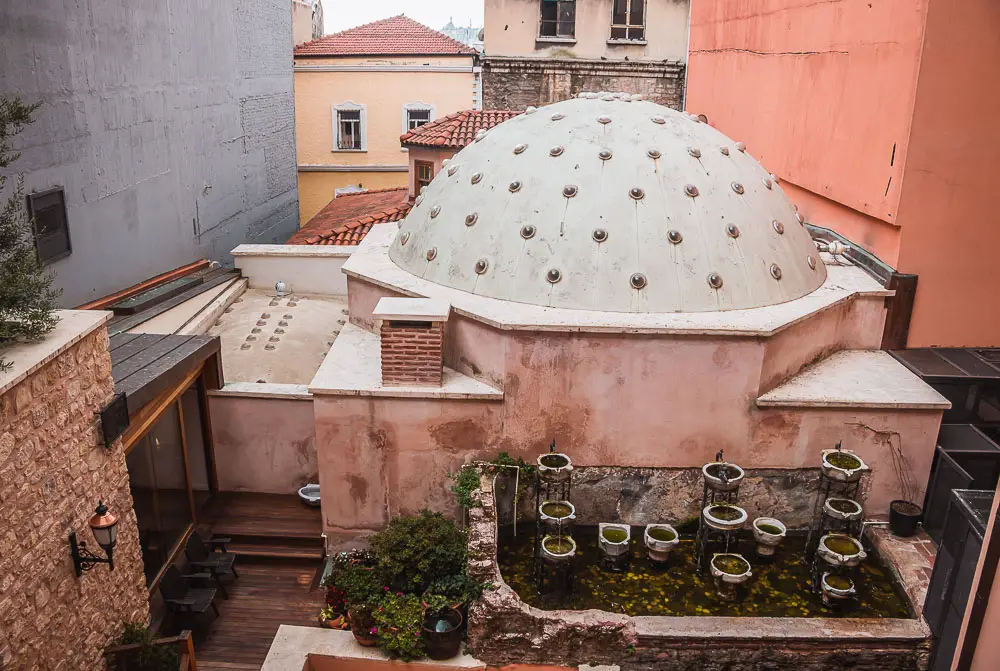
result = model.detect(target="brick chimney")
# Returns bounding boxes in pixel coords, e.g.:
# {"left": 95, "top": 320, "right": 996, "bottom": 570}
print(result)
{"left": 373, "top": 297, "right": 451, "bottom": 386}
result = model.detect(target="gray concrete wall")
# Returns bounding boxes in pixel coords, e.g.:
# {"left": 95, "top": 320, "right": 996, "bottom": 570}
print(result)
{"left": 0, "top": 0, "right": 299, "bottom": 307}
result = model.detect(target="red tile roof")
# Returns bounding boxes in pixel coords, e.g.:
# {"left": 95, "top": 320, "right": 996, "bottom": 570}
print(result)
{"left": 294, "top": 15, "right": 478, "bottom": 57}
{"left": 287, "top": 187, "right": 412, "bottom": 246}
{"left": 400, "top": 109, "right": 523, "bottom": 150}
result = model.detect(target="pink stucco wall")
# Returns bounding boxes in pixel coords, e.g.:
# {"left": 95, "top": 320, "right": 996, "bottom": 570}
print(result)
{"left": 209, "top": 394, "right": 318, "bottom": 494}
{"left": 317, "top": 276, "right": 939, "bottom": 532}
{"left": 687, "top": 0, "right": 1000, "bottom": 347}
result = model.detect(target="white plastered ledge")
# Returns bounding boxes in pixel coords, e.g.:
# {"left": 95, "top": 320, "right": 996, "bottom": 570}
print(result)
{"left": 344, "top": 225, "right": 892, "bottom": 337}
{"left": 757, "top": 350, "right": 952, "bottom": 410}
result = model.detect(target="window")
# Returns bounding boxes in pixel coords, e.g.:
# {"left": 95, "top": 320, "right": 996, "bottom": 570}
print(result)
{"left": 333, "top": 101, "right": 366, "bottom": 151}
{"left": 611, "top": 0, "right": 645, "bottom": 41}
{"left": 539, "top": 0, "right": 575, "bottom": 39}
{"left": 415, "top": 161, "right": 434, "bottom": 194}
{"left": 26, "top": 187, "right": 71, "bottom": 263}
{"left": 402, "top": 102, "right": 436, "bottom": 136}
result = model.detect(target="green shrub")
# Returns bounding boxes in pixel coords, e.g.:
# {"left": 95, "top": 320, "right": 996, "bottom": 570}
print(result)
{"left": 426, "top": 573, "right": 489, "bottom": 605}
{"left": 373, "top": 593, "right": 425, "bottom": 661}
{"left": 115, "top": 622, "right": 179, "bottom": 671}
{"left": 449, "top": 467, "right": 481, "bottom": 510}
{"left": 333, "top": 564, "right": 383, "bottom": 607}
{"left": 370, "top": 510, "right": 467, "bottom": 593}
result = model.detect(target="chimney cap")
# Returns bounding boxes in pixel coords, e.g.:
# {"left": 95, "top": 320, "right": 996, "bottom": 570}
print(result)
{"left": 373, "top": 297, "right": 451, "bottom": 322}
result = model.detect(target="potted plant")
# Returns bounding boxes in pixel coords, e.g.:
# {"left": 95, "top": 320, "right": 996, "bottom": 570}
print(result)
{"left": 333, "top": 564, "right": 382, "bottom": 646}
{"left": 751, "top": 517, "right": 786, "bottom": 558}
{"left": 817, "top": 534, "right": 867, "bottom": 568}
{"left": 421, "top": 594, "right": 464, "bottom": 660}
{"left": 373, "top": 592, "right": 425, "bottom": 661}
{"left": 643, "top": 524, "right": 679, "bottom": 563}
{"left": 426, "top": 573, "right": 488, "bottom": 622}
{"left": 890, "top": 500, "right": 922, "bottom": 537}
{"left": 319, "top": 605, "right": 347, "bottom": 629}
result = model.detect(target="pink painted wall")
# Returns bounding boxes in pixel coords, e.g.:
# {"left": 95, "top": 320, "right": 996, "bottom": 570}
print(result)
{"left": 687, "top": 0, "right": 1000, "bottom": 347}
{"left": 687, "top": 0, "right": 926, "bottom": 228}
{"left": 407, "top": 147, "right": 456, "bottom": 200}
{"left": 209, "top": 394, "right": 318, "bottom": 493}
{"left": 316, "top": 277, "right": 940, "bottom": 532}
{"left": 891, "top": 0, "right": 1000, "bottom": 347}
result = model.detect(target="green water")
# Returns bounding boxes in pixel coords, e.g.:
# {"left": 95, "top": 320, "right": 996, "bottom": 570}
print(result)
{"left": 823, "top": 536, "right": 862, "bottom": 556}
{"left": 826, "top": 575, "right": 854, "bottom": 591}
{"left": 827, "top": 452, "right": 862, "bottom": 470}
{"left": 648, "top": 527, "right": 676, "bottom": 542}
{"left": 542, "top": 502, "right": 573, "bottom": 518}
{"left": 541, "top": 454, "right": 569, "bottom": 468}
{"left": 499, "top": 526, "right": 911, "bottom": 618}
{"left": 757, "top": 524, "right": 783, "bottom": 536}
{"left": 602, "top": 528, "right": 628, "bottom": 543}
{"left": 713, "top": 555, "right": 749, "bottom": 575}
{"left": 544, "top": 537, "right": 575, "bottom": 554}
{"left": 709, "top": 505, "right": 743, "bottom": 521}
{"left": 829, "top": 499, "right": 860, "bottom": 514}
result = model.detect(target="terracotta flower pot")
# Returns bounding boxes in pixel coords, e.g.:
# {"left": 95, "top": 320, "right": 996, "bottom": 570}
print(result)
{"left": 320, "top": 614, "right": 346, "bottom": 630}
{"left": 348, "top": 609, "right": 377, "bottom": 647}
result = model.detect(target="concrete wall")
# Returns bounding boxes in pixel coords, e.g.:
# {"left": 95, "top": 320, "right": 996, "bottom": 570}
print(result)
{"left": 485, "top": 0, "right": 691, "bottom": 62}
{"left": 0, "top": 313, "right": 149, "bottom": 668}
{"left": 0, "top": 0, "right": 300, "bottom": 308}
{"left": 293, "top": 54, "right": 477, "bottom": 223}
{"left": 209, "top": 390, "right": 318, "bottom": 494}
{"left": 233, "top": 244, "right": 354, "bottom": 295}
{"left": 687, "top": 0, "right": 1000, "bottom": 347}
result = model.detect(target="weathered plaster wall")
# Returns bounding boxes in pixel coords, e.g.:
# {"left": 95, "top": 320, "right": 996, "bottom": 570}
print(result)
{"left": 209, "top": 393, "right": 318, "bottom": 493}
{"left": 0, "top": 0, "right": 299, "bottom": 308}
{"left": 686, "top": 0, "right": 926, "bottom": 231}
{"left": 0, "top": 319, "right": 149, "bottom": 668}
{"left": 482, "top": 57, "right": 685, "bottom": 110}
{"left": 484, "top": 0, "right": 691, "bottom": 62}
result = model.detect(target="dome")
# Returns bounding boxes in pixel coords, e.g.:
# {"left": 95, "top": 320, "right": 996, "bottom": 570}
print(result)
{"left": 388, "top": 94, "right": 826, "bottom": 313}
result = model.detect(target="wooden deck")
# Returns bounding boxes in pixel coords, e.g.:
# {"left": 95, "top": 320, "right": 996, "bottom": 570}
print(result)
{"left": 201, "top": 492, "right": 323, "bottom": 541}
{"left": 195, "top": 558, "right": 326, "bottom": 670}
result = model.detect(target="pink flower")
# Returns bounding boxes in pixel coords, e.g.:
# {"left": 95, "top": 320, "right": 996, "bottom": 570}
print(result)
{"left": 395, "top": 591, "right": 403, "bottom": 597}
{"left": 383, "top": 586, "right": 390, "bottom": 591}
{"left": 370, "top": 627, "right": 378, "bottom": 635}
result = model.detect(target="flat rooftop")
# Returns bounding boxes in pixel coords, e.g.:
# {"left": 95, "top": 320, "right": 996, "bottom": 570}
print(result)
{"left": 207, "top": 289, "right": 347, "bottom": 385}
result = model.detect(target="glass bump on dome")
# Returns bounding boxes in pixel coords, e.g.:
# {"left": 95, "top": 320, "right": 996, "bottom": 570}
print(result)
{"left": 475, "top": 259, "right": 489, "bottom": 274}
{"left": 513, "top": 143, "right": 527, "bottom": 155}
{"left": 448, "top": 164, "right": 459, "bottom": 176}
{"left": 389, "top": 96, "right": 828, "bottom": 313}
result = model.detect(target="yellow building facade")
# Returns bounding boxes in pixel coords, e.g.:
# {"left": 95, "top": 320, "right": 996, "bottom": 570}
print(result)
{"left": 293, "top": 17, "right": 480, "bottom": 226}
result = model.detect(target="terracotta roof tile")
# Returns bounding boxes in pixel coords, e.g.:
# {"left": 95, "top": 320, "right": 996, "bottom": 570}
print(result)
{"left": 287, "top": 187, "right": 412, "bottom": 246}
{"left": 400, "top": 109, "right": 523, "bottom": 150}
{"left": 294, "top": 15, "right": 477, "bottom": 57}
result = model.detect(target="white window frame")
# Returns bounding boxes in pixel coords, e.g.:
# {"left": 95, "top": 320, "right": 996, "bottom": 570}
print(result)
{"left": 332, "top": 101, "right": 367, "bottom": 152}
{"left": 609, "top": 0, "right": 647, "bottom": 43}
{"left": 401, "top": 101, "right": 436, "bottom": 134}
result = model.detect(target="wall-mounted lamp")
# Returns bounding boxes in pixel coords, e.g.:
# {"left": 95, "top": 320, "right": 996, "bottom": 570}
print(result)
{"left": 70, "top": 500, "right": 118, "bottom": 577}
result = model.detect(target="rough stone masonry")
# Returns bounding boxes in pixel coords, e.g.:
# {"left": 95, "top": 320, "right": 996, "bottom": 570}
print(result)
{"left": 0, "top": 325, "right": 149, "bottom": 668}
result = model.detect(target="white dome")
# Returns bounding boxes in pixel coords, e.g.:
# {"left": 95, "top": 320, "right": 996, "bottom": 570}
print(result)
{"left": 388, "top": 95, "right": 826, "bottom": 313}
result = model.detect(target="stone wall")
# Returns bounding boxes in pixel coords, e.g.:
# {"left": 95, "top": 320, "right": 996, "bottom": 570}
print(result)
{"left": 502, "top": 466, "right": 861, "bottom": 530}
{"left": 482, "top": 57, "right": 686, "bottom": 110}
{"left": 0, "top": 318, "right": 149, "bottom": 667}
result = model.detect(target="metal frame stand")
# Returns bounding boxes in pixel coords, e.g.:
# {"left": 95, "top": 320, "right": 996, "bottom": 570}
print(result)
{"left": 533, "top": 477, "right": 573, "bottom": 594}
{"left": 805, "top": 472, "right": 862, "bottom": 558}
{"left": 695, "top": 480, "right": 744, "bottom": 570}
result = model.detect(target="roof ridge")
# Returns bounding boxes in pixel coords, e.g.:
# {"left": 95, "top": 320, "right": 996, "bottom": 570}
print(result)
{"left": 294, "top": 14, "right": 477, "bottom": 57}
{"left": 337, "top": 186, "right": 408, "bottom": 198}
